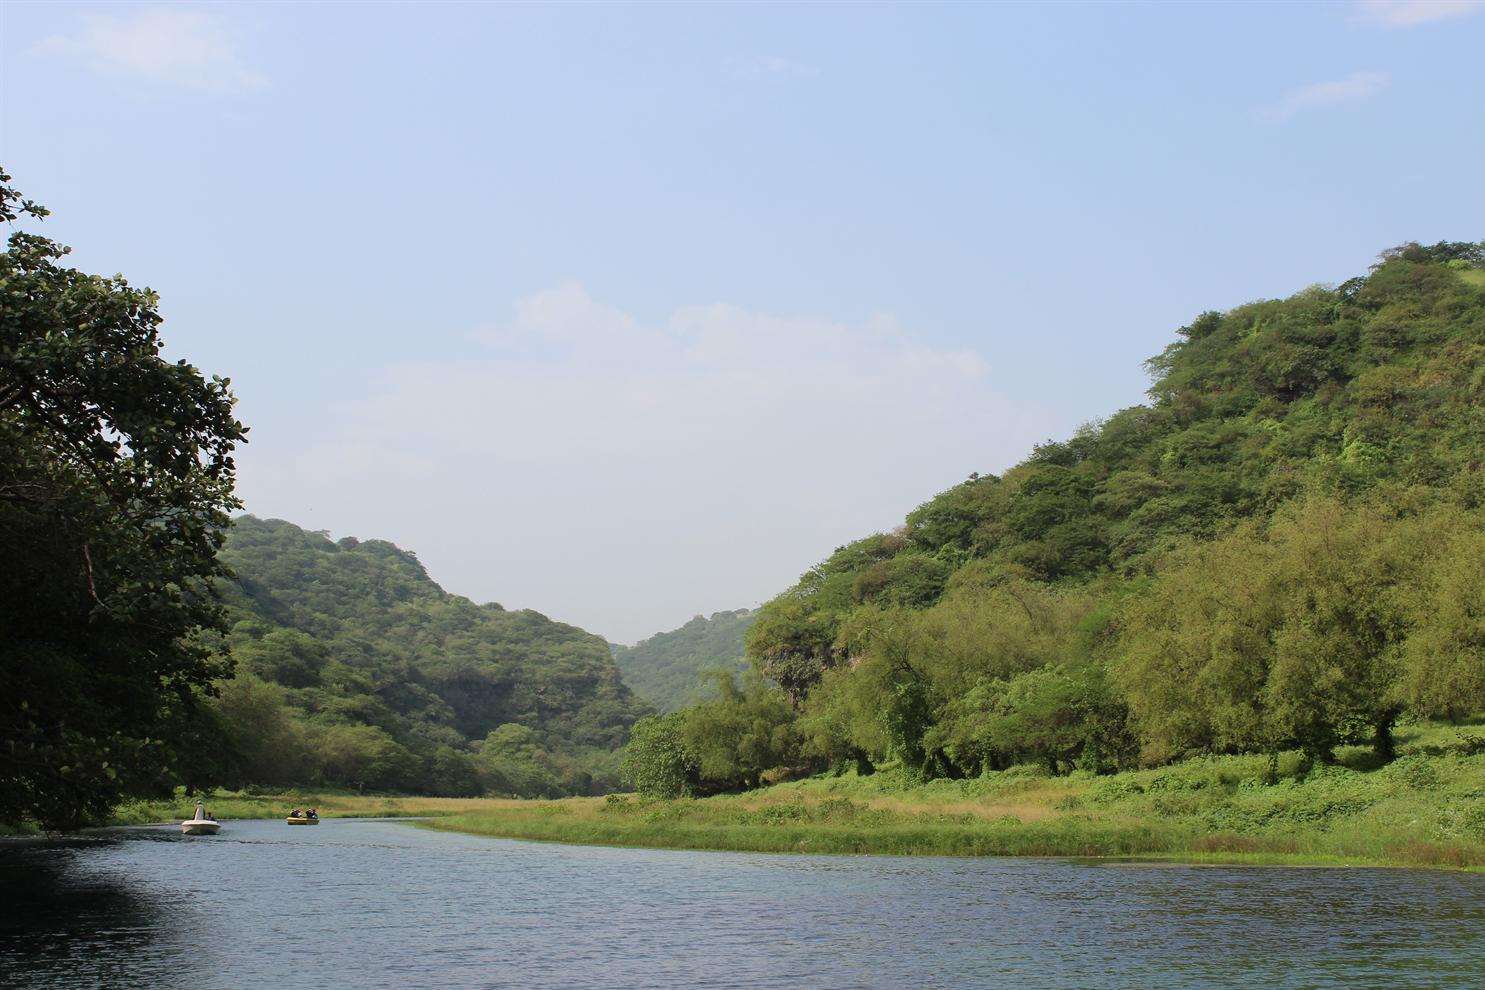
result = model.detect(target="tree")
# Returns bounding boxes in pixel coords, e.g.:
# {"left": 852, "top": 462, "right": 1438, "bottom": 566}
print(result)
{"left": 474, "top": 723, "right": 564, "bottom": 798}
{"left": 1, "top": 171, "right": 248, "bottom": 829}
{"left": 211, "top": 676, "right": 314, "bottom": 787}
{"left": 313, "top": 723, "right": 420, "bottom": 792}
{"left": 851, "top": 553, "right": 951, "bottom": 607}
{"left": 678, "top": 672, "right": 798, "bottom": 791}
{"left": 744, "top": 596, "right": 839, "bottom": 704}
{"left": 620, "top": 714, "right": 697, "bottom": 798}
{"left": 426, "top": 745, "right": 482, "bottom": 797}
{"left": 932, "top": 663, "right": 1133, "bottom": 775}
{"left": 1395, "top": 524, "right": 1485, "bottom": 722}
{"left": 231, "top": 627, "right": 328, "bottom": 688}
{"left": 1115, "top": 497, "right": 1415, "bottom": 764}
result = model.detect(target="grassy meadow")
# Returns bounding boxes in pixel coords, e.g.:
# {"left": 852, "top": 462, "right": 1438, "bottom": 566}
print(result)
{"left": 425, "top": 720, "right": 1485, "bottom": 870}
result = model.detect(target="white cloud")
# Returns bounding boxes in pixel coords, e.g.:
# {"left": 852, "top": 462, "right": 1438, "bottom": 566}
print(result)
{"left": 238, "top": 286, "right": 1053, "bottom": 642}
{"left": 1260, "top": 71, "right": 1390, "bottom": 122}
{"left": 724, "top": 54, "right": 820, "bottom": 78}
{"left": 1353, "top": 0, "right": 1483, "bottom": 26}
{"left": 34, "top": 8, "right": 266, "bottom": 92}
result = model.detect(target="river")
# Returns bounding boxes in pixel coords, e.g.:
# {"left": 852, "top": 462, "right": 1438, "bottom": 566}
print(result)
{"left": 1, "top": 818, "right": 1482, "bottom": 988}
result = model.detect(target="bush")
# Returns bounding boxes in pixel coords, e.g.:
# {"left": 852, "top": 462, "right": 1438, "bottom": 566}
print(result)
{"left": 679, "top": 672, "right": 800, "bottom": 791}
{"left": 621, "top": 714, "right": 696, "bottom": 798}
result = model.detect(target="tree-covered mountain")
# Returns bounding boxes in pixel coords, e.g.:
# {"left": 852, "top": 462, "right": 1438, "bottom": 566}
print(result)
{"left": 208, "top": 516, "right": 650, "bottom": 797}
{"left": 612, "top": 610, "right": 756, "bottom": 712}
{"left": 624, "top": 242, "right": 1485, "bottom": 797}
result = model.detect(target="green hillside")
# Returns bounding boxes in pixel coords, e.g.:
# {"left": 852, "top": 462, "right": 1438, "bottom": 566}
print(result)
{"left": 622, "top": 241, "right": 1485, "bottom": 798}
{"left": 208, "top": 516, "right": 650, "bottom": 797}
{"left": 612, "top": 610, "right": 756, "bottom": 712}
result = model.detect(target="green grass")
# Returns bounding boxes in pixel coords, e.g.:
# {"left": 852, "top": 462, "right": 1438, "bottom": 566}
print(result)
{"left": 427, "top": 720, "right": 1485, "bottom": 870}
{"left": 1458, "top": 268, "right": 1485, "bottom": 290}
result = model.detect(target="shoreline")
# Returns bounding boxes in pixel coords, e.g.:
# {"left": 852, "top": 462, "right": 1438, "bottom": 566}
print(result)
{"left": 415, "top": 813, "right": 1485, "bottom": 872}
{"left": 418, "top": 744, "right": 1485, "bottom": 873}
{"left": 12, "top": 733, "right": 1484, "bottom": 875}
{"left": 419, "top": 808, "right": 1485, "bottom": 872}
{"left": 418, "top": 814, "right": 1464, "bottom": 871}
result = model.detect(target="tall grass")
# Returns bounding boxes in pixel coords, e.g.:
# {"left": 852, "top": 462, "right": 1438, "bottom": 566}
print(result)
{"left": 428, "top": 720, "right": 1485, "bottom": 870}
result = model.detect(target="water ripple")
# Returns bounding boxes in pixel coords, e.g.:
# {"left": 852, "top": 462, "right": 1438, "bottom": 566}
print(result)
{"left": 2, "top": 818, "right": 1482, "bottom": 989}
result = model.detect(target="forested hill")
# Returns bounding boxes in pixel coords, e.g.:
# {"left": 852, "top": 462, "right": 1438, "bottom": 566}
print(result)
{"left": 210, "top": 516, "right": 650, "bottom": 797}
{"left": 623, "top": 242, "right": 1485, "bottom": 798}
{"left": 612, "top": 610, "right": 756, "bottom": 712}
{"left": 748, "top": 240, "right": 1485, "bottom": 698}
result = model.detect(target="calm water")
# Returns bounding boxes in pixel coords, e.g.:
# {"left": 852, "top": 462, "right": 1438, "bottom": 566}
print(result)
{"left": 2, "top": 819, "right": 1482, "bottom": 989}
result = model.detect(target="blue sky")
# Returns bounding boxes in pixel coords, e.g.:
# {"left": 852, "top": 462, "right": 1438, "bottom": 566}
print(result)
{"left": 3, "top": 1, "right": 1482, "bottom": 641}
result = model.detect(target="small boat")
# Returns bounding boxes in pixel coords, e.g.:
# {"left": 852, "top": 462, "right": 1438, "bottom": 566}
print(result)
{"left": 285, "top": 810, "right": 320, "bottom": 825}
{"left": 180, "top": 801, "right": 221, "bottom": 835}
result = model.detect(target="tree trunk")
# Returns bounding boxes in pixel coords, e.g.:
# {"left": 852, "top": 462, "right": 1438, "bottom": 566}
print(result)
{"left": 1373, "top": 707, "right": 1401, "bottom": 763}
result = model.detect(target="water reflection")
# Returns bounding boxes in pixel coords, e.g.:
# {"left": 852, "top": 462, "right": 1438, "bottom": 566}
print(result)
{"left": 2, "top": 821, "right": 1483, "bottom": 989}
{"left": 0, "top": 838, "right": 189, "bottom": 986}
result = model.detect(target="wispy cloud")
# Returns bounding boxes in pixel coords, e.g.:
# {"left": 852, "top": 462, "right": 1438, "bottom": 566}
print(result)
{"left": 1259, "top": 71, "right": 1390, "bottom": 122}
{"left": 1353, "top": 0, "right": 1484, "bottom": 27}
{"left": 724, "top": 54, "right": 819, "bottom": 79}
{"left": 34, "top": 8, "right": 266, "bottom": 93}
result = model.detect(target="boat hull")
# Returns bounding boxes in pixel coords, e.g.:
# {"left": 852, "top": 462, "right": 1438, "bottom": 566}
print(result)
{"left": 285, "top": 817, "right": 319, "bottom": 825}
{"left": 180, "top": 821, "right": 221, "bottom": 835}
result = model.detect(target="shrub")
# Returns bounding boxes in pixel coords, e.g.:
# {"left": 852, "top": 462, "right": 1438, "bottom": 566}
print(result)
{"left": 620, "top": 714, "right": 696, "bottom": 798}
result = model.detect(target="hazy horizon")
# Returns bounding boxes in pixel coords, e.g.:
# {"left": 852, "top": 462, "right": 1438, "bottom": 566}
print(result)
{"left": 4, "top": 1, "right": 1482, "bottom": 641}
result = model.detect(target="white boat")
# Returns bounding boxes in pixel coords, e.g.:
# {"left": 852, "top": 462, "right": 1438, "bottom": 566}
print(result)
{"left": 180, "top": 801, "right": 221, "bottom": 835}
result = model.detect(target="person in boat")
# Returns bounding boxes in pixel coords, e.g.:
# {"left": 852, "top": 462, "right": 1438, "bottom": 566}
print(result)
{"left": 291, "top": 808, "right": 302, "bottom": 818}
{"left": 307, "top": 808, "right": 318, "bottom": 819}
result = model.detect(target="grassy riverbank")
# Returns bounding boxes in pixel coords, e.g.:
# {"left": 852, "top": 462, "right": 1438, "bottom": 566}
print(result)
{"left": 427, "top": 722, "right": 1485, "bottom": 870}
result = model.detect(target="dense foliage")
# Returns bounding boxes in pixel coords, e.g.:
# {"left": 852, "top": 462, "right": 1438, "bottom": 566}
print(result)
{"left": 611, "top": 609, "right": 755, "bottom": 712}
{"left": 621, "top": 672, "right": 797, "bottom": 797}
{"left": 455, "top": 722, "right": 1485, "bottom": 868}
{"left": 625, "top": 242, "right": 1485, "bottom": 796}
{"left": 1, "top": 172, "right": 247, "bottom": 830}
{"left": 208, "top": 517, "right": 652, "bottom": 797}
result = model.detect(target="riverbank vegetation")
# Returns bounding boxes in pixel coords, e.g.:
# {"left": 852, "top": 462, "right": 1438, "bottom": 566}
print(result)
{"left": 1, "top": 173, "right": 248, "bottom": 831}
{"left": 620, "top": 242, "right": 1485, "bottom": 809}
{"left": 432, "top": 719, "right": 1485, "bottom": 869}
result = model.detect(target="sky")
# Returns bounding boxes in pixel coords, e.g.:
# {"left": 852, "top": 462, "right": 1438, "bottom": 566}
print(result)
{"left": 2, "top": 1, "right": 1483, "bottom": 643}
